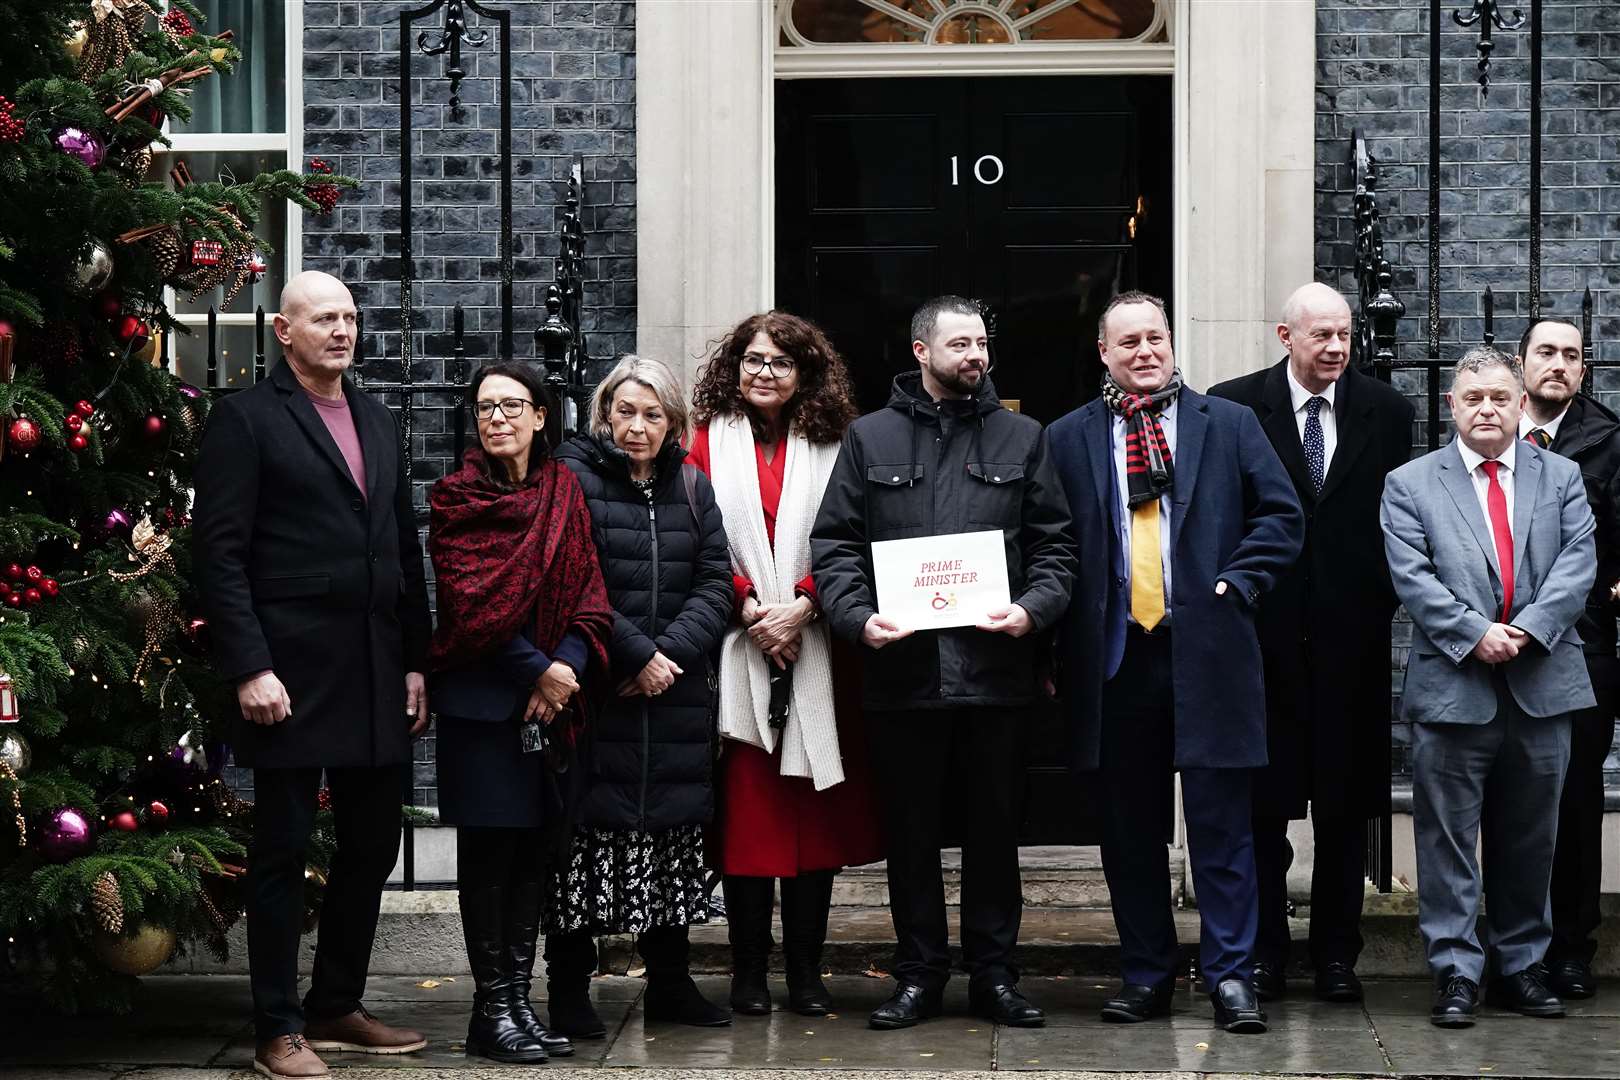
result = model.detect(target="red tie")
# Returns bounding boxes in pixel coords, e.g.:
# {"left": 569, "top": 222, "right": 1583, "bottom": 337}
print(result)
{"left": 1481, "top": 460, "right": 1514, "bottom": 620}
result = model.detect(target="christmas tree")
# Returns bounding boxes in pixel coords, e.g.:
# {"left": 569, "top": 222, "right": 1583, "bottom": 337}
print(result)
{"left": 0, "top": 0, "right": 354, "bottom": 1012}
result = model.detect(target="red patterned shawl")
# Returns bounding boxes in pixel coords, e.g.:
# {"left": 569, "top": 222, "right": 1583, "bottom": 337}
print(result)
{"left": 428, "top": 449, "right": 612, "bottom": 735}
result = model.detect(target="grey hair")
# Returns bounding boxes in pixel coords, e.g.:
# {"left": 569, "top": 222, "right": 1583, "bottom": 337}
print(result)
{"left": 1455, "top": 345, "right": 1524, "bottom": 388}
{"left": 588, "top": 353, "right": 691, "bottom": 443}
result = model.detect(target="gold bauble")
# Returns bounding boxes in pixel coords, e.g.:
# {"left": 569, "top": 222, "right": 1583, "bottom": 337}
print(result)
{"left": 64, "top": 22, "right": 88, "bottom": 61}
{"left": 92, "top": 922, "right": 177, "bottom": 976}
{"left": 133, "top": 329, "right": 162, "bottom": 367}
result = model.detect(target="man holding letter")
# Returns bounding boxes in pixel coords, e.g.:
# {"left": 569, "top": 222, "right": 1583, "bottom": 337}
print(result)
{"left": 812, "top": 296, "right": 1076, "bottom": 1030}
{"left": 1046, "top": 291, "right": 1303, "bottom": 1034}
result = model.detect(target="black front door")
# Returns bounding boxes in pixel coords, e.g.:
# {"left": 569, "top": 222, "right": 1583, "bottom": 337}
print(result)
{"left": 776, "top": 75, "right": 1172, "bottom": 844}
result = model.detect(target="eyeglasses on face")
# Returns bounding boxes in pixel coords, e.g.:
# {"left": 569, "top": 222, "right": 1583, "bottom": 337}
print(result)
{"left": 741, "top": 353, "right": 796, "bottom": 379}
{"left": 474, "top": 398, "right": 537, "bottom": 421}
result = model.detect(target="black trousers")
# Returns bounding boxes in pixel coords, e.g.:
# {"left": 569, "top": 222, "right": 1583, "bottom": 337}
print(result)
{"left": 1548, "top": 655, "right": 1619, "bottom": 965}
{"left": 247, "top": 765, "right": 405, "bottom": 1041}
{"left": 1252, "top": 811, "right": 1366, "bottom": 970}
{"left": 1098, "top": 626, "right": 1259, "bottom": 987}
{"left": 869, "top": 706, "right": 1027, "bottom": 992}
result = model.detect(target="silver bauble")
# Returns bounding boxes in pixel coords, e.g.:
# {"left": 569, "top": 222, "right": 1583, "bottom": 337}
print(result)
{"left": 0, "top": 729, "right": 28, "bottom": 775}
{"left": 69, "top": 241, "right": 115, "bottom": 295}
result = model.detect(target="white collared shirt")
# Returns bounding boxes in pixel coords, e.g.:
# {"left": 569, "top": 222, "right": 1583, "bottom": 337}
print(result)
{"left": 1518, "top": 404, "right": 1570, "bottom": 446}
{"left": 1113, "top": 397, "right": 1176, "bottom": 619}
{"left": 1285, "top": 365, "right": 1338, "bottom": 477}
{"left": 1455, "top": 438, "right": 1517, "bottom": 539}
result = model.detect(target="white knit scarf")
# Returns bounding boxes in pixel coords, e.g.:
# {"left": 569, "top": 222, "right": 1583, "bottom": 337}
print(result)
{"left": 708, "top": 414, "right": 845, "bottom": 790}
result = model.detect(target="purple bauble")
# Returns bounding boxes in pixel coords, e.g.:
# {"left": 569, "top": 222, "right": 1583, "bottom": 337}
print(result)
{"left": 166, "top": 729, "right": 223, "bottom": 779}
{"left": 52, "top": 126, "right": 106, "bottom": 170}
{"left": 39, "top": 806, "right": 95, "bottom": 863}
{"left": 177, "top": 383, "right": 203, "bottom": 401}
{"left": 102, "top": 508, "right": 132, "bottom": 537}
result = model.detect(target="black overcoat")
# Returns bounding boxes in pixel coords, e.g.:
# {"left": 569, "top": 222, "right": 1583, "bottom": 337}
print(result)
{"left": 193, "top": 360, "right": 432, "bottom": 769}
{"left": 555, "top": 433, "right": 733, "bottom": 832}
{"left": 1207, "top": 360, "right": 1414, "bottom": 819}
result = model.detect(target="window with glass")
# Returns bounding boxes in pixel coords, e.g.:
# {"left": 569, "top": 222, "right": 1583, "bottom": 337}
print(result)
{"left": 780, "top": 0, "right": 1166, "bottom": 46}
{"left": 155, "top": 2, "right": 298, "bottom": 390}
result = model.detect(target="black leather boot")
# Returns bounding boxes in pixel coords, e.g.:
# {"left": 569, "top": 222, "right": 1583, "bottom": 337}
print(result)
{"left": 723, "top": 875, "right": 775, "bottom": 1015}
{"left": 460, "top": 887, "right": 549, "bottom": 1063}
{"left": 507, "top": 882, "right": 575, "bottom": 1057}
{"left": 640, "top": 924, "right": 732, "bottom": 1026}
{"left": 544, "top": 929, "right": 607, "bottom": 1039}
{"left": 781, "top": 869, "right": 835, "bottom": 1016}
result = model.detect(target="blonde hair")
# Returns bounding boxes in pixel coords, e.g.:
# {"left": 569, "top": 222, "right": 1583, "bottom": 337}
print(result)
{"left": 588, "top": 353, "right": 690, "bottom": 444}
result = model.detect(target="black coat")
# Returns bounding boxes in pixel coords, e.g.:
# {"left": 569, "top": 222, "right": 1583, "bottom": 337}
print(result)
{"left": 555, "top": 433, "right": 732, "bottom": 832}
{"left": 810, "top": 372, "right": 1077, "bottom": 711}
{"left": 1207, "top": 361, "right": 1414, "bottom": 819}
{"left": 1542, "top": 393, "right": 1620, "bottom": 658}
{"left": 1047, "top": 387, "right": 1304, "bottom": 771}
{"left": 193, "top": 360, "right": 432, "bottom": 769}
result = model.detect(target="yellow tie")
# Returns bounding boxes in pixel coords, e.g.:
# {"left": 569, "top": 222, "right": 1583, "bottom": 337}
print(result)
{"left": 1130, "top": 501, "right": 1165, "bottom": 631}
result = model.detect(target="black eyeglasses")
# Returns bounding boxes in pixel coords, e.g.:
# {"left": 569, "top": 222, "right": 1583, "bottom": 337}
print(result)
{"left": 474, "top": 398, "right": 536, "bottom": 420}
{"left": 742, "top": 353, "right": 796, "bottom": 379}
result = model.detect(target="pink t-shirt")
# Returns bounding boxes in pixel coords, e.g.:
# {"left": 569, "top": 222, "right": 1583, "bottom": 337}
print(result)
{"left": 305, "top": 389, "right": 367, "bottom": 498}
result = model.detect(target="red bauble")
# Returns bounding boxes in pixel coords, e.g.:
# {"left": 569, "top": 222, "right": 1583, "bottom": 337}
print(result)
{"left": 6, "top": 418, "right": 40, "bottom": 453}
{"left": 22, "top": 588, "right": 40, "bottom": 607}
{"left": 23, "top": 566, "right": 39, "bottom": 583}
{"left": 143, "top": 414, "right": 166, "bottom": 439}
{"left": 114, "top": 316, "right": 150, "bottom": 346}
{"left": 146, "top": 799, "right": 171, "bottom": 828}
{"left": 64, "top": 413, "right": 82, "bottom": 432}
{"left": 4, "top": 565, "right": 21, "bottom": 582}
{"left": 74, "top": 400, "right": 95, "bottom": 418}
{"left": 68, "top": 433, "right": 88, "bottom": 452}
{"left": 41, "top": 579, "right": 58, "bottom": 598}
{"left": 0, "top": 319, "right": 14, "bottom": 339}
{"left": 108, "top": 810, "right": 139, "bottom": 832}
{"left": 184, "top": 616, "right": 209, "bottom": 645}
{"left": 96, "top": 292, "right": 122, "bottom": 320}
{"left": 4, "top": 593, "right": 22, "bottom": 609}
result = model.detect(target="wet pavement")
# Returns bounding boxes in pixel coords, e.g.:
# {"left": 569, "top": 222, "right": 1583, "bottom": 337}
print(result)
{"left": 4, "top": 974, "right": 1620, "bottom": 1078}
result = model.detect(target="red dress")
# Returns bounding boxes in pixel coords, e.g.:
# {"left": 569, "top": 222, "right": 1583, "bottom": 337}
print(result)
{"left": 688, "top": 424, "right": 885, "bottom": 877}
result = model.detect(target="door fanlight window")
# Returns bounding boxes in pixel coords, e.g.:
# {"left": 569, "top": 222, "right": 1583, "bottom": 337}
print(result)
{"left": 779, "top": 0, "right": 1167, "bottom": 47}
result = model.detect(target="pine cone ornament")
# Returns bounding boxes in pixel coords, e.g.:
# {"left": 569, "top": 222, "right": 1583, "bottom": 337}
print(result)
{"left": 91, "top": 871, "right": 124, "bottom": 934}
{"left": 144, "top": 227, "right": 184, "bottom": 281}
{"left": 198, "top": 882, "right": 232, "bottom": 934}
{"left": 78, "top": 1, "right": 143, "bottom": 84}
{"left": 120, "top": 147, "right": 154, "bottom": 189}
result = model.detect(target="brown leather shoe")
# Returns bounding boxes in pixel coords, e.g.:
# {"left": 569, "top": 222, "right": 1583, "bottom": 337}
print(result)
{"left": 254, "top": 1034, "right": 329, "bottom": 1079}
{"left": 303, "top": 1005, "right": 427, "bottom": 1054}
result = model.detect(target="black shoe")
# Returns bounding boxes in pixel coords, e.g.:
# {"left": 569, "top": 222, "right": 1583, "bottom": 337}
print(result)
{"left": 869, "top": 983, "right": 943, "bottom": 1030}
{"left": 723, "top": 876, "right": 775, "bottom": 1016}
{"left": 1489, "top": 964, "right": 1565, "bottom": 1018}
{"left": 970, "top": 984, "right": 1045, "bottom": 1027}
{"left": 780, "top": 871, "right": 835, "bottom": 1017}
{"left": 1430, "top": 974, "right": 1479, "bottom": 1028}
{"left": 1100, "top": 980, "right": 1174, "bottom": 1023}
{"left": 545, "top": 930, "right": 608, "bottom": 1040}
{"left": 1251, "top": 960, "right": 1286, "bottom": 1002}
{"left": 1210, "top": 978, "right": 1267, "bottom": 1034}
{"left": 1313, "top": 961, "right": 1363, "bottom": 1003}
{"left": 1547, "top": 959, "right": 1596, "bottom": 1000}
{"left": 506, "top": 883, "right": 575, "bottom": 1057}
{"left": 645, "top": 976, "right": 733, "bottom": 1027}
{"left": 459, "top": 887, "right": 549, "bottom": 1064}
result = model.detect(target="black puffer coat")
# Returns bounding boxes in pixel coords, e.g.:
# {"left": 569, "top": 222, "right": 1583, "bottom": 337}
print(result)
{"left": 555, "top": 432, "right": 732, "bottom": 832}
{"left": 1544, "top": 393, "right": 1620, "bottom": 658}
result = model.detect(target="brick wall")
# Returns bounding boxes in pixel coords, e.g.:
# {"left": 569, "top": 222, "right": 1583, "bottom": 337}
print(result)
{"left": 1316, "top": 0, "right": 1620, "bottom": 779}
{"left": 292, "top": 0, "right": 636, "bottom": 807}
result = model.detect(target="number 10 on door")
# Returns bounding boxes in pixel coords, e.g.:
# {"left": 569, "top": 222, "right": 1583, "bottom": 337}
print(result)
{"left": 951, "top": 155, "right": 1005, "bottom": 186}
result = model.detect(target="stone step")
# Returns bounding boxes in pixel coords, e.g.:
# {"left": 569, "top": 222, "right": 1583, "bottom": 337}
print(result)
{"left": 830, "top": 845, "right": 1145, "bottom": 908}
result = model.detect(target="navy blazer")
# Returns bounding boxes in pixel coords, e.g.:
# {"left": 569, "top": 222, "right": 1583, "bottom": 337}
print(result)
{"left": 1047, "top": 387, "right": 1304, "bottom": 771}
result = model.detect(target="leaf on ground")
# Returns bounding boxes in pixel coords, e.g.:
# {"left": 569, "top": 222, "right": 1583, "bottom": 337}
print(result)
{"left": 863, "top": 967, "right": 889, "bottom": 979}
{"left": 416, "top": 979, "right": 439, "bottom": 989}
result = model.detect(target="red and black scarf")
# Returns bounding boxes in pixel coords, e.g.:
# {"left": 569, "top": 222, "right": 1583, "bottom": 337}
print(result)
{"left": 1101, "top": 371, "right": 1182, "bottom": 507}
{"left": 428, "top": 448, "right": 612, "bottom": 741}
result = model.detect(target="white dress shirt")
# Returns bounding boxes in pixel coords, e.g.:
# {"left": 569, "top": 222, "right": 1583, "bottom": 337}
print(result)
{"left": 1455, "top": 437, "right": 1517, "bottom": 540}
{"left": 1114, "top": 397, "right": 1176, "bottom": 621}
{"left": 1518, "top": 404, "right": 1570, "bottom": 446}
{"left": 1285, "top": 365, "right": 1338, "bottom": 477}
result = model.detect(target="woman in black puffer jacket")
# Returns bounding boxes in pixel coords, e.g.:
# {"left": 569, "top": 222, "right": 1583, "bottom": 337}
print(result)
{"left": 546, "top": 354, "right": 734, "bottom": 1033}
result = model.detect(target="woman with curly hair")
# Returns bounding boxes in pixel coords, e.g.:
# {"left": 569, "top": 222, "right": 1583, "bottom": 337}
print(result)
{"left": 687, "top": 311, "right": 885, "bottom": 1018}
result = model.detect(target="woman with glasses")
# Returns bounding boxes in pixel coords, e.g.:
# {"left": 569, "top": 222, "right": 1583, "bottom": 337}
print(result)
{"left": 687, "top": 313, "right": 884, "bottom": 1017}
{"left": 428, "top": 362, "right": 614, "bottom": 1064}
{"left": 547, "top": 354, "right": 735, "bottom": 1032}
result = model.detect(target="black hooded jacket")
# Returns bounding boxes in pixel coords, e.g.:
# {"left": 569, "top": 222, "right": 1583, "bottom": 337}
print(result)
{"left": 1544, "top": 393, "right": 1620, "bottom": 656}
{"left": 810, "top": 372, "right": 1077, "bottom": 710}
{"left": 555, "top": 432, "right": 732, "bottom": 831}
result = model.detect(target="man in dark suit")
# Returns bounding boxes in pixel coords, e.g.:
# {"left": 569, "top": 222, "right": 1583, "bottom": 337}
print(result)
{"left": 1208, "top": 283, "right": 1415, "bottom": 1004}
{"left": 1047, "top": 290, "right": 1303, "bottom": 1034}
{"left": 195, "top": 271, "right": 433, "bottom": 1080}
{"left": 1382, "top": 346, "right": 1595, "bottom": 1027}
{"left": 1514, "top": 317, "right": 1620, "bottom": 1000}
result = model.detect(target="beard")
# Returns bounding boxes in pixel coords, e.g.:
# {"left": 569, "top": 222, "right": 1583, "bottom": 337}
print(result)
{"left": 928, "top": 358, "right": 986, "bottom": 396}
{"left": 1530, "top": 378, "right": 1574, "bottom": 412}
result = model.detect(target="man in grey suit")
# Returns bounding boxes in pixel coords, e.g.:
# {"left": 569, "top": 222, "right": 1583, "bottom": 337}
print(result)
{"left": 1380, "top": 346, "right": 1596, "bottom": 1029}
